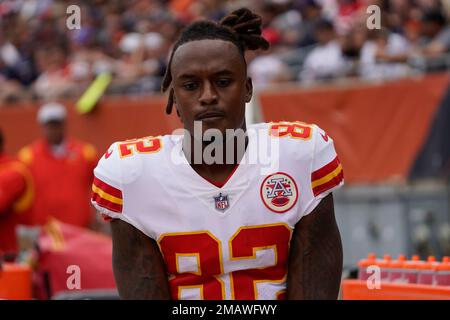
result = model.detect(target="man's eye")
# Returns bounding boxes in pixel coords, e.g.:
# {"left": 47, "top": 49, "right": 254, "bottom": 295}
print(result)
{"left": 183, "top": 82, "right": 198, "bottom": 90}
{"left": 216, "top": 79, "right": 232, "bottom": 87}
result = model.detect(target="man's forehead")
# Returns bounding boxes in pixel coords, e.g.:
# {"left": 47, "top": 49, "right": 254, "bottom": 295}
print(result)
{"left": 171, "top": 39, "right": 244, "bottom": 77}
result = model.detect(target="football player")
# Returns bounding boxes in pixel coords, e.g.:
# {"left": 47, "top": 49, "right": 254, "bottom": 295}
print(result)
{"left": 92, "top": 8, "right": 344, "bottom": 300}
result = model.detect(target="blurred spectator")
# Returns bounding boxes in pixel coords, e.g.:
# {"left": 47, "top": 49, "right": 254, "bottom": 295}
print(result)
{"left": 256, "top": 0, "right": 303, "bottom": 50}
{"left": 17, "top": 102, "right": 98, "bottom": 229}
{"left": 0, "top": 128, "right": 34, "bottom": 255}
{"left": 404, "top": 19, "right": 422, "bottom": 47}
{"left": 33, "top": 46, "right": 78, "bottom": 100}
{"left": 248, "top": 28, "right": 292, "bottom": 89}
{"left": 420, "top": 9, "right": 450, "bottom": 56}
{"left": 297, "top": 0, "right": 324, "bottom": 47}
{"left": 360, "top": 28, "right": 412, "bottom": 80}
{"left": 299, "top": 19, "right": 347, "bottom": 82}
{"left": 333, "top": 0, "right": 365, "bottom": 36}
{"left": 0, "top": 29, "right": 32, "bottom": 87}
{"left": 0, "top": 19, "right": 37, "bottom": 104}
{"left": 112, "top": 18, "right": 167, "bottom": 93}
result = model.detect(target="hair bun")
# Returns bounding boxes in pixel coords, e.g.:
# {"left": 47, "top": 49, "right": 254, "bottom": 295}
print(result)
{"left": 220, "top": 8, "right": 270, "bottom": 51}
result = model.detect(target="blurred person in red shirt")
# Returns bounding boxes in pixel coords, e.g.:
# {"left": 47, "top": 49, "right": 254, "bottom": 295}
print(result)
{"left": 0, "top": 129, "right": 34, "bottom": 256}
{"left": 32, "top": 47, "right": 78, "bottom": 101}
{"left": 18, "top": 102, "right": 98, "bottom": 229}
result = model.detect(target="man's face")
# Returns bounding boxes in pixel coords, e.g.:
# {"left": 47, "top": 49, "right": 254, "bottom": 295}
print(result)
{"left": 421, "top": 21, "right": 440, "bottom": 38}
{"left": 170, "top": 39, "right": 252, "bottom": 137}
{"left": 316, "top": 28, "right": 334, "bottom": 45}
{"left": 42, "top": 120, "right": 66, "bottom": 145}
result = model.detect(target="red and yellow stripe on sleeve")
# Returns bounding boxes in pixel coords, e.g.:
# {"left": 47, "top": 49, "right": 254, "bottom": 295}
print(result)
{"left": 91, "top": 176, "right": 123, "bottom": 213}
{"left": 311, "top": 156, "right": 344, "bottom": 197}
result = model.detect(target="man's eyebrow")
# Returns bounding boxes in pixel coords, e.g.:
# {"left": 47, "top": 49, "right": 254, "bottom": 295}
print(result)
{"left": 176, "top": 69, "right": 235, "bottom": 79}
{"left": 213, "top": 70, "right": 235, "bottom": 76}
{"left": 176, "top": 73, "right": 196, "bottom": 79}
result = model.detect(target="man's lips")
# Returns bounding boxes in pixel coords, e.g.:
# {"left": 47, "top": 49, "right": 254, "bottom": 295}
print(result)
{"left": 196, "top": 111, "right": 226, "bottom": 121}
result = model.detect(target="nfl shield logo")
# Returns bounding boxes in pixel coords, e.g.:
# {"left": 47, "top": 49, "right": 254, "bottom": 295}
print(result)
{"left": 214, "top": 193, "right": 229, "bottom": 211}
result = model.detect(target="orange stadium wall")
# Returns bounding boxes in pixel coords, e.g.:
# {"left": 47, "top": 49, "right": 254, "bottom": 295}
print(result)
{"left": 0, "top": 96, "right": 183, "bottom": 157}
{"left": 258, "top": 72, "right": 450, "bottom": 184}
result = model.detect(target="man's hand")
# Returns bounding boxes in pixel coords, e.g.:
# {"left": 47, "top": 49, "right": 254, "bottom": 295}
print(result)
{"left": 286, "top": 193, "right": 343, "bottom": 299}
{"left": 110, "top": 219, "right": 171, "bottom": 299}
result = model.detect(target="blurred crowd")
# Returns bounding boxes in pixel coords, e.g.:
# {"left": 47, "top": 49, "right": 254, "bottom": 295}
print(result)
{"left": 1, "top": 0, "right": 450, "bottom": 104}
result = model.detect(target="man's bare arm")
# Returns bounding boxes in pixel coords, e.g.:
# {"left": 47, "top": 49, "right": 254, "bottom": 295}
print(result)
{"left": 110, "top": 219, "right": 171, "bottom": 299}
{"left": 286, "top": 193, "right": 343, "bottom": 299}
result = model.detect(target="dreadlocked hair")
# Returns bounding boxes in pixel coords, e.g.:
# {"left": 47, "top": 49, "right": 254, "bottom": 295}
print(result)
{"left": 161, "top": 7, "right": 270, "bottom": 114}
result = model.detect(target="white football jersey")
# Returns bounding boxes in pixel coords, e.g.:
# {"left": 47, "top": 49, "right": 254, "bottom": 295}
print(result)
{"left": 91, "top": 121, "right": 344, "bottom": 300}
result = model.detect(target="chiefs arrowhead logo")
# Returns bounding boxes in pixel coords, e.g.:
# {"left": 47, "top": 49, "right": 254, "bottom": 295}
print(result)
{"left": 260, "top": 172, "right": 298, "bottom": 214}
{"left": 104, "top": 149, "right": 113, "bottom": 159}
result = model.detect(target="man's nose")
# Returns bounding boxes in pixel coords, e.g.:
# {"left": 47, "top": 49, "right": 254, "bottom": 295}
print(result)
{"left": 199, "top": 81, "right": 218, "bottom": 105}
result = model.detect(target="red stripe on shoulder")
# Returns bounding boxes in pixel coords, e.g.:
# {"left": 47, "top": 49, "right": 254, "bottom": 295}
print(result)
{"left": 93, "top": 176, "right": 122, "bottom": 199}
{"left": 312, "top": 169, "right": 344, "bottom": 197}
{"left": 92, "top": 192, "right": 123, "bottom": 213}
{"left": 311, "top": 156, "right": 340, "bottom": 181}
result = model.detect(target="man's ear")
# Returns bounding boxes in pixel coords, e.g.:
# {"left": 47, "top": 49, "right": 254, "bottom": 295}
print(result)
{"left": 172, "top": 94, "right": 181, "bottom": 119}
{"left": 245, "top": 77, "right": 253, "bottom": 103}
